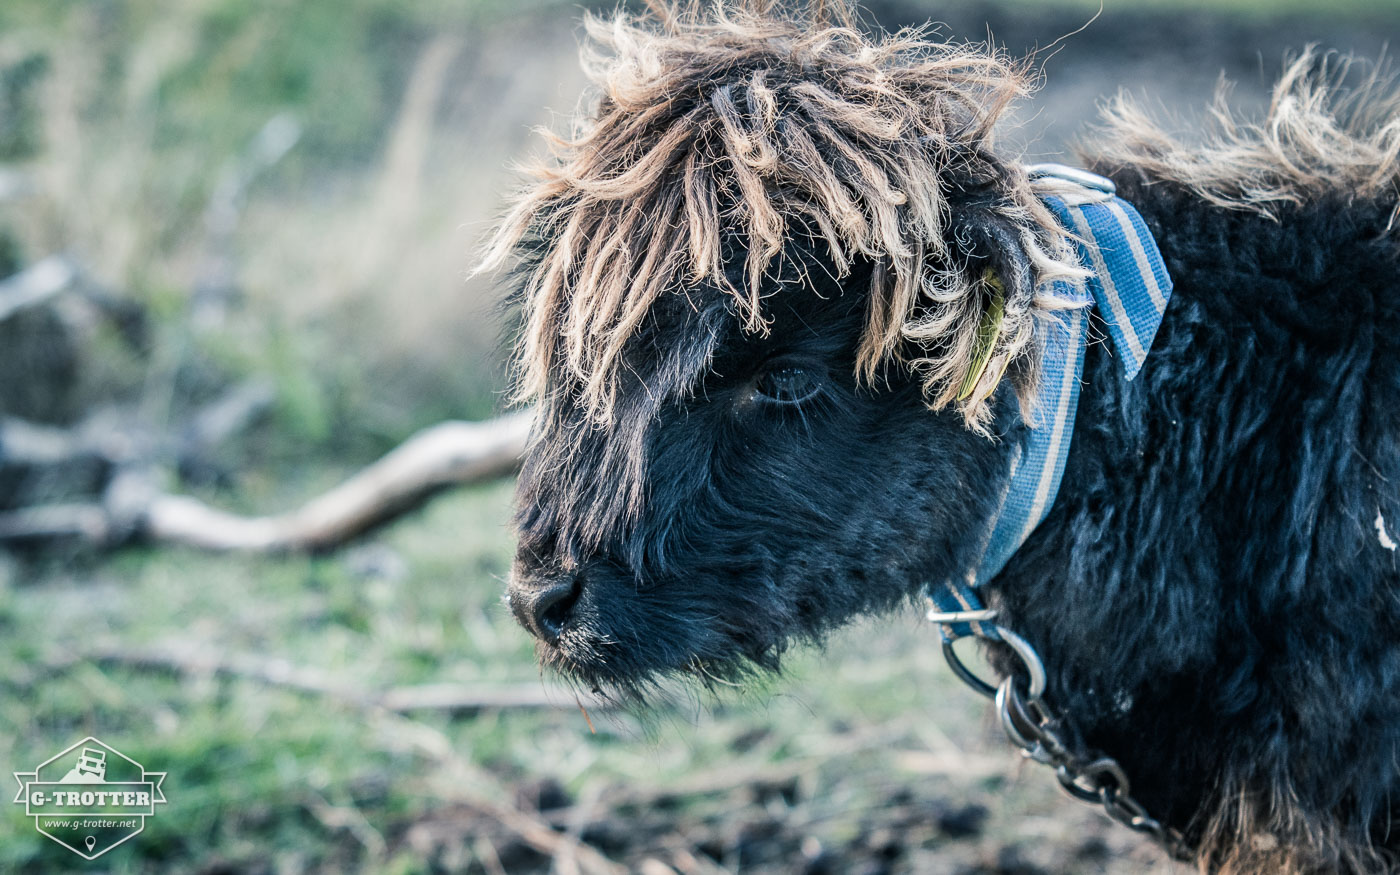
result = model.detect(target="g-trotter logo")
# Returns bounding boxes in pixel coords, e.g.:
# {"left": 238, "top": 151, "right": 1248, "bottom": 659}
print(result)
{"left": 13, "top": 736, "right": 167, "bottom": 859}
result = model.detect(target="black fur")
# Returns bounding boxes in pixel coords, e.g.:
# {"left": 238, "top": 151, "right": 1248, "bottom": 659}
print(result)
{"left": 992, "top": 170, "right": 1400, "bottom": 863}
{"left": 505, "top": 113, "right": 1400, "bottom": 873}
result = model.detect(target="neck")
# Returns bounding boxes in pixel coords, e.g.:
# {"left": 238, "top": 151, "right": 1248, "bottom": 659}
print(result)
{"left": 988, "top": 288, "right": 1220, "bottom": 829}
{"left": 984, "top": 170, "right": 1398, "bottom": 837}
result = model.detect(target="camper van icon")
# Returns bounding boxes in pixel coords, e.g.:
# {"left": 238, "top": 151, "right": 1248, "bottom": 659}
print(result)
{"left": 59, "top": 748, "right": 107, "bottom": 783}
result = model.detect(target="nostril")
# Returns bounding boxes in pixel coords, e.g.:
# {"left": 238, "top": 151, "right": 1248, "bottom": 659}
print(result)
{"left": 534, "top": 578, "right": 582, "bottom": 642}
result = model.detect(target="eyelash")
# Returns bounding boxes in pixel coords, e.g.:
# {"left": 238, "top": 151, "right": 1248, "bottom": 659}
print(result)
{"left": 752, "top": 364, "right": 824, "bottom": 406}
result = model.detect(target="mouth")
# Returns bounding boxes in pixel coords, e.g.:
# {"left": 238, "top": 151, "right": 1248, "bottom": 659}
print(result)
{"left": 508, "top": 558, "right": 797, "bottom": 700}
{"left": 537, "top": 639, "right": 775, "bottom": 703}
{"left": 517, "top": 595, "right": 782, "bottom": 701}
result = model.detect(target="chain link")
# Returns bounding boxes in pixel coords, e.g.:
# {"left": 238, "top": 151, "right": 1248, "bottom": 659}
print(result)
{"left": 938, "top": 623, "right": 1194, "bottom": 863}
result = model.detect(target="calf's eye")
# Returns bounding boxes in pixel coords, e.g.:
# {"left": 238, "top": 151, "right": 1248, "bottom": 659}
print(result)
{"left": 754, "top": 365, "right": 823, "bottom": 405}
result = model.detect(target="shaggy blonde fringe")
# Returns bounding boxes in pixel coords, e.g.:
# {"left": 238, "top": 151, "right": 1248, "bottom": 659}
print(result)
{"left": 1090, "top": 48, "right": 1400, "bottom": 224}
{"left": 478, "top": 2, "right": 1081, "bottom": 430}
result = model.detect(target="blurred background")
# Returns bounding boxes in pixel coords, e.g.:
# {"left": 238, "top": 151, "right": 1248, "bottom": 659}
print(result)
{"left": 1, "top": 0, "right": 1397, "bottom": 872}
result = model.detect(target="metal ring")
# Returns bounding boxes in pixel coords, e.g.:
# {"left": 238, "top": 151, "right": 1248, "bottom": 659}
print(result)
{"left": 1100, "top": 786, "right": 1152, "bottom": 830}
{"left": 941, "top": 624, "right": 1047, "bottom": 702}
{"left": 995, "top": 678, "right": 1040, "bottom": 750}
{"left": 1081, "top": 758, "right": 1132, "bottom": 796}
{"left": 996, "top": 626, "right": 1047, "bottom": 702}
{"left": 942, "top": 637, "right": 997, "bottom": 699}
{"left": 1056, "top": 765, "right": 1103, "bottom": 803}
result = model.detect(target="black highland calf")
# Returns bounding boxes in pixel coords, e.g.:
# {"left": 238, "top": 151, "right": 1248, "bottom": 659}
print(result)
{"left": 483, "top": 4, "right": 1400, "bottom": 870}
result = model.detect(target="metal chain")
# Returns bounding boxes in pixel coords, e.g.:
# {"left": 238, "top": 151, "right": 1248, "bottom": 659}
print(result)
{"left": 929, "top": 607, "right": 1193, "bottom": 863}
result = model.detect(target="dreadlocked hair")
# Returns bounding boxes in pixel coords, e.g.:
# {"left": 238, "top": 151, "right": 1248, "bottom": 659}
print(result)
{"left": 478, "top": 0, "right": 1083, "bottom": 431}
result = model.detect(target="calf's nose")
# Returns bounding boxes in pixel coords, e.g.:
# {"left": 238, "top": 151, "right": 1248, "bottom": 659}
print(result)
{"left": 509, "top": 577, "right": 581, "bottom": 644}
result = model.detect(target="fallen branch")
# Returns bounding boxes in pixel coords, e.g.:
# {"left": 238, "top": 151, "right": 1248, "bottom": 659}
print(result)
{"left": 0, "top": 378, "right": 274, "bottom": 474}
{"left": 304, "top": 791, "right": 387, "bottom": 858}
{"left": 0, "top": 255, "right": 79, "bottom": 322}
{"left": 378, "top": 682, "right": 596, "bottom": 714}
{"left": 144, "top": 410, "right": 532, "bottom": 551}
{"left": 0, "top": 416, "right": 112, "bottom": 466}
{"left": 54, "top": 638, "right": 604, "bottom": 715}
{"left": 0, "top": 502, "right": 110, "bottom": 542}
{"left": 0, "top": 409, "right": 533, "bottom": 551}
{"left": 180, "top": 379, "right": 276, "bottom": 459}
{"left": 193, "top": 114, "right": 303, "bottom": 330}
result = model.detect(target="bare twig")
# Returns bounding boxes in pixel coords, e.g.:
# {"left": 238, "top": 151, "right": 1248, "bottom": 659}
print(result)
{"left": 0, "top": 377, "right": 273, "bottom": 473}
{"left": 144, "top": 410, "right": 532, "bottom": 551}
{"left": 377, "top": 35, "right": 461, "bottom": 217}
{"left": 473, "top": 836, "right": 510, "bottom": 875}
{"left": 193, "top": 114, "right": 302, "bottom": 330}
{"left": 59, "top": 638, "right": 605, "bottom": 715}
{"left": 180, "top": 379, "right": 276, "bottom": 457}
{"left": 304, "top": 791, "right": 388, "bottom": 859}
{"left": 554, "top": 781, "right": 608, "bottom": 875}
{"left": 661, "top": 848, "right": 729, "bottom": 875}
{"left": 378, "top": 682, "right": 594, "bottom": 714}
{"left": 0, "top": 417, "right": 109, "bottom": 466}
{"left": 0, "top": 409, "right": 533, "bottom": 551}
{"left": 0, "top": 502, "right": 110, "bottom": 542}
{"left": 0, "top": 255, "right": 79, "bottom": 322}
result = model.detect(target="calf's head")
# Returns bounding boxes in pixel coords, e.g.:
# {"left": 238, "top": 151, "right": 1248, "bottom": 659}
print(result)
{"left": 481, "top": 6, "right": 1081, "bottom": 697}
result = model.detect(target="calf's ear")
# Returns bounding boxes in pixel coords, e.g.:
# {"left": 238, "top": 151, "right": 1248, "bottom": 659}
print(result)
{"left": 948, "top": 200, "right": 1041, "bottom": 321}
{"left": 932, "top": 198, "right": 1048, "bottom": 416}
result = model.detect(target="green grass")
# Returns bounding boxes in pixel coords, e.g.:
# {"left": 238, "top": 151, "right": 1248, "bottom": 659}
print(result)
{"left": 0, "top": 480, "right": 1051, "bottom": 872}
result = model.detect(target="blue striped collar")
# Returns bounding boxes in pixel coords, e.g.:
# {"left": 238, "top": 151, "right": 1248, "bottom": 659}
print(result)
{"left": 928, "top": 165, "right": 1174, "bottom": 640}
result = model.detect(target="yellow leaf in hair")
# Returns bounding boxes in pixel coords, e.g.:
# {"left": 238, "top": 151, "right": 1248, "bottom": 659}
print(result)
{"left": 956, "top": 270, "right": 1006, "bottom": 402}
